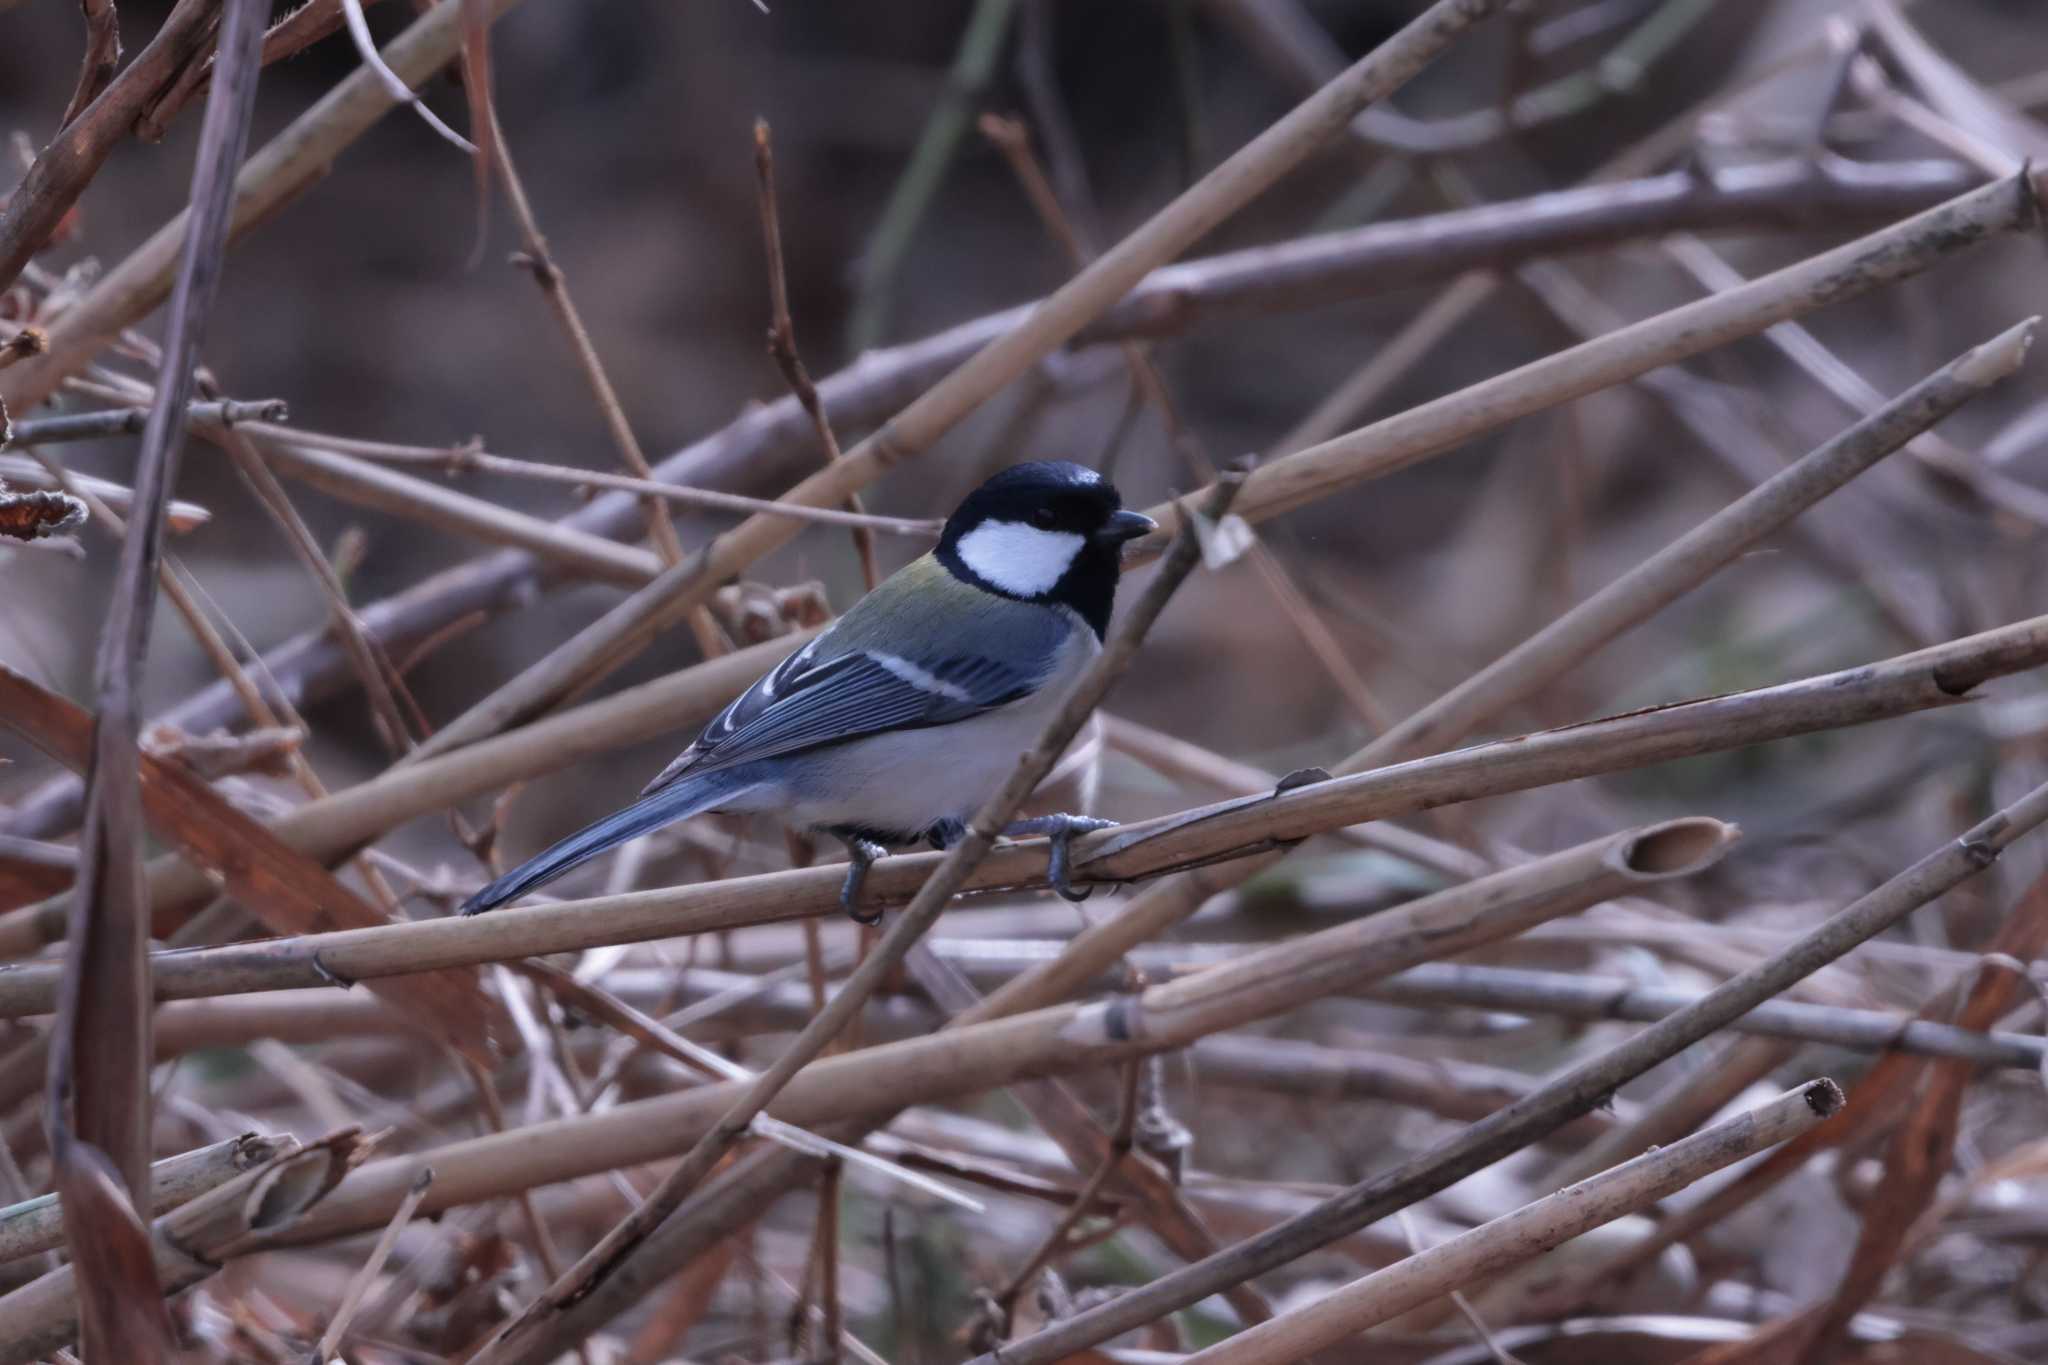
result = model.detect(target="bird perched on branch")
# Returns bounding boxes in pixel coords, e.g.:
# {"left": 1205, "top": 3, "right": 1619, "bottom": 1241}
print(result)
{"left": 460, "top": 460, "right": 1157, "bottom": 922}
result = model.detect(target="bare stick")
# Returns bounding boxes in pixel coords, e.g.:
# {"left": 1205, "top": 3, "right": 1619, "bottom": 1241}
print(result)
{"left": 993, "top": 1059, "right": 1142, "bottom": 1322}
{"left": 249, "top": 815, "right": 1730, "bottom": 1247}
{"left": 246, "top": 430, "right": 664, "bottom": 586}
{"left": 2, "top": 398, "right": 285, "bottom": 445}
{"left": 268, "top": 428, "right": 939, "bottom": 535}
{"left": 45, "top": 5, "right": 267, "bottom": 1359}
{"left": 0, "top": 1134, "right": 291, "bottom": 1266}
{"left": 310, "top": 1166, "right": 433, "bottom": 1362}
{"left": 1359, "top": 962, "right": 2046, "bottom": 1071}
{"left": 1173, "top": 1082, "right": 1843, "bottom": 1365}
{"left": 755, "top": 118, "right": 882, "bottom": 592}
{"left": 338, "top": 0, "right": 475, "bottom": 152}
{"left": 0, "top": 0, "right": 534, "bottom": 410}
{"left": 486, "top": 101, "right": 713, "bottom": 655}
{"left": 1128, "top": 167, "right": 2045, "bottom": 557}
{"left": 973, "top": 776, "right": 2048, "bottom": 1364}
{"left": 466, "top": 469, "right": 1249, "bottom": 1365}
{"left": 1347, "top": 316, "right": 2036, "bottom": 766}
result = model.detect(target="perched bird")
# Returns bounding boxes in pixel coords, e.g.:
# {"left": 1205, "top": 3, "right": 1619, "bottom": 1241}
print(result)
{"left": 459, "top": 460, "right": 1157, "bottom": 922}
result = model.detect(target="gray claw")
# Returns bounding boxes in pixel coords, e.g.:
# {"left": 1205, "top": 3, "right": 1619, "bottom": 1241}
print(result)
{"left": 838, "top": 837, "right": 889, "bottom": 925}
{"left": 1004, "top": 814, "right": 1115, "bottom": 902}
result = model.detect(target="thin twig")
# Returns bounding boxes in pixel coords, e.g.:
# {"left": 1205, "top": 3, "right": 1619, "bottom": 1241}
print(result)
{"left": 756, "top": 118, "right": 882, "bottom": 592}
{"left": 270, "top": 428, "right": 940, "bottom": 535}
{"left": 484, "top": 100, "right": 723, "bottom": 653}
{"left": 338, "top": 0, "right": 476, "bottom": 152}
{"left": 1, "top": 398, "right": 285, "bottom": 446}
{"left": 310, "top": 1166, "right": 433, "bottom": 1362}
{"left": 0, "top": 0, "right": 218, "bottom": 293}
{"left": 993, "top": 1060, "right": 1142, "bottom": 1321}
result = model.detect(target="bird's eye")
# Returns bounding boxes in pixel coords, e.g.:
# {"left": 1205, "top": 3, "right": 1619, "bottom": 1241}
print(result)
{"left": 1030, "top": 507, "right": 1058, "bottom": 530}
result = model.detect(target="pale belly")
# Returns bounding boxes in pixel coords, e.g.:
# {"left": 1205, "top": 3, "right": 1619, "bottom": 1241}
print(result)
{"left": 776, "top": 689, "right": 1066, "bottom": 840}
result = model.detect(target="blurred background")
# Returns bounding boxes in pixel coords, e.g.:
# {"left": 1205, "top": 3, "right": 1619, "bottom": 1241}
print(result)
{"left": 6, "top": 1, "right": 2048, "bottom": 1360}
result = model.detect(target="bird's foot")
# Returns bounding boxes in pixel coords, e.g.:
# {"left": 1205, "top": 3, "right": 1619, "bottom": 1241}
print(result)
{"left": 837, "top": 836, "right": 891, "bottom": 925}
{"left": 1003, "top": 814, "right": 1115, "bottom": 902}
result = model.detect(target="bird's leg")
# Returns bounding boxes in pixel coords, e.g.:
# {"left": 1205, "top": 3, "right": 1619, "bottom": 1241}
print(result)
{"left": 836, "top": 835, "right": 891, "bottom": 925}
{"left": 1003, "top": 814, "right": 1115, "bottom": 902}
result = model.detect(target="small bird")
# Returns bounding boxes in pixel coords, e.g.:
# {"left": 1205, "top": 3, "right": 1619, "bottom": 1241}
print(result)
{"left": 460, "top": 460, "right": 1157, "bottom": 922}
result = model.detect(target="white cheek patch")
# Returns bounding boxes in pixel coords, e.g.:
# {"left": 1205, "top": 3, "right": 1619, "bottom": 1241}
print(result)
{"left": 956, "top": 520, "right": 1085, "bottom": 597}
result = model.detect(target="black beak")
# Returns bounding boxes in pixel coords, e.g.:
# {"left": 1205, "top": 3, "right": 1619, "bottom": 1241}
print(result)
{"left": 1096, "top": 509, "right": 1157, "bottom": 545}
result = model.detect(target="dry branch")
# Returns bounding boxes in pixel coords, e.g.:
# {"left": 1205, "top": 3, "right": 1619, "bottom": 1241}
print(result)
{"left": 1175, "top": 1082, "right": 1843, "bottom": 1365}
{"left": 45, "top": 7, "right": 269, "bottom": 1359}
{"left": 0, "top": 397, "right": 284, "bottom": 445}
{"left": 0, "top": 667, "right": 504, "bottom": 1061}
{"left": 1361, "top": 962, "right": 2047, "bottom": 1071}
{"left": 257, "top": 817, "right": 1727, "bottom": 1246}
{"left": 0, "top": 1133, "right": 291, "bottom": 1266}
{"left": 976, "top": 773, "right": 2048, "bottom": 1363}
{"left": 1127, "top": 168, "right": 2044, "bottom": 553}
{"left": 0, "top": 0, "right": 218, "bottom": 294}
{"left": 1345, "top": 316, "right": 2036, "bottom": 767}
{"left": 0, "top": 0, "right": 533, "bottom": 411}
{"left": 0, "top": 1130, "right": 367, "bottom": 1365}
{"left": 250, "top": 429, "right": 664, "bottom": 587}
{"left": 276, "top": 429, "right": 939, "bottom": 535}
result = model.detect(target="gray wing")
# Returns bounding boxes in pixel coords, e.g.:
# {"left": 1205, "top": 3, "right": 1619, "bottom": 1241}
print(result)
{"left": 642, "top": 639, "right": 1044, "bottom": 794}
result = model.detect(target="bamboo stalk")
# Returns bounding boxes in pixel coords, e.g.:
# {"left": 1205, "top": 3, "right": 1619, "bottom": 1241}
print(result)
{"left": 1343, "top": 316, "right": 2036, "bottom": 767}
{"left": 1174, "top": 1082, "right": 1843, "bottom": 1365}
{"left": 1126, "top": 169, "right": 2044, "bottom": 554}
{"left": 0, "top": 1131, "right": 366, "bottom": 1365}
{"left": 0, "top": 1134, "right": 292, "bottom": 1265}
{"left": 257, "top": 818, "right": 1731, "bottom": 1247}
{"left": 965, "top": 608, "right": 2048, "bottom": 1023}
{"left": 976, "top": 776, "right": 2048, "bottom": 1365}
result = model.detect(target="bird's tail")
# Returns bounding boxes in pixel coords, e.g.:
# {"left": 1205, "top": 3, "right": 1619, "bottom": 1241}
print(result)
{"left": 459, "top": 774, "right": 751, "bottom": 915}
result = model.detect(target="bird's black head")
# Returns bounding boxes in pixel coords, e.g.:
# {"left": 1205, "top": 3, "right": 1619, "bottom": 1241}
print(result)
{"left": 936, "top": 460, "right": 1156, "bottom": 638}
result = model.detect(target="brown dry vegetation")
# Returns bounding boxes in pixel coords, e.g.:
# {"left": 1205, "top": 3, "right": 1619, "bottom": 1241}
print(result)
{"left": 3, "top": 1, "right": 2048, "bottom": 1362}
